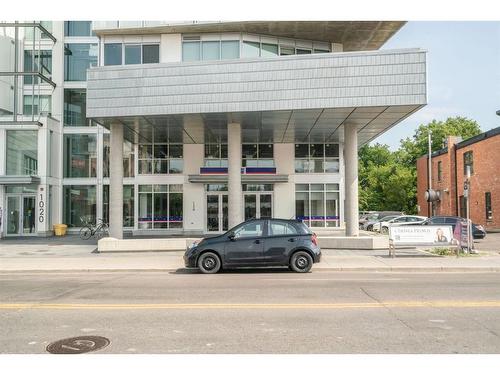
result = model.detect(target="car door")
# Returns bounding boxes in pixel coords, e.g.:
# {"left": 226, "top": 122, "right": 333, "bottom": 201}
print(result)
{"left": 224, "top": 220, "right": 265, "bottom": 265}
{"left": 263, "top": 221, "right": 300, "bottom": 265}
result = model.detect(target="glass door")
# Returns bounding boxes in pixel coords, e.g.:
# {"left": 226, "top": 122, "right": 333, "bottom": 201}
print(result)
{"left": 244, "top": 193, "right": 273, "bottom": 220}
{"left": 206, "top": 193, "right": 228, "bottom": 232}
{"left": 259, "top": 194, "right": 272, "bottom": 218}
{"left": 6, "top": 196, "right": 21, "bottom": 235}
{"left": 22, "top": 196, "right": 36, "bottom": 234}
{"left": 244, "top": 194, "right": 257, "bottom": 220}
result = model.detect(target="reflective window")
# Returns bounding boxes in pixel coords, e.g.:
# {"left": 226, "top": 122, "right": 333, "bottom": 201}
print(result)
{"left": 63, "top": 185, "right": 96, "bottom": 227}
{"left": 182, "top": 41, "right": 200, "bottom": 61}
{"left": 103, "top": 134, "right": 135, "bottom": 177}
{"left": 261, "top": 43, "right": 278, "bottom": 57}
{"left": 104, "top": 43, "right": 122, "bottom": 66}
{"left": 103, "top": 185, "right": 135, "bottom": 227}
{"left": 296, "top": 184, "right": 340, "bottom": 227}
{"left": 202, "top": 41, "right": 220, "bottom": 60}
{"left": 125, "top": 45, "right": 141, "bottom": 65}
{"left": 63, "top": 134, "right": 97, "bottom": 178}
{"left": 23, "top": 95, "right": 51, "bottom": 116}
{"left": 234, "top": 220, "right": 264, "bottom": 238}
{"left": 295, "top": 143, "right": 340, "bottom": 173}
{"left": 142, "top": 44, "right": 159, "bottom": 64}
{"left": 296, "top": 48, "right": 312, "bottom": 54}
{"left": 269, "top": 221, "right": 298, "bottom": 236}
{"left": 221, "top": 41, "right": 240, "bottom": 59}
{"left": 64, "top": 89, "right": 92, "bottom": 126}
{"left": 464, "top": 151, "right": 474, "bottom": 175}
{"left": 138, "top": 143, "right": 183, "bottom": 174}
{"left": 280, "top": 46, "right": 295, "bottom": 56}
{"left": 6, "top": 131, "right": 38, "bottom": 175}
{"left": 242, "top": 41, "right": 260, "bottom": 58}
{"left": 25, "top": 21, "right": 53, "bottom": 40}
{"left": 24, "top": 50, "right": 52, "bottom": 84}
{"left": 138, "top": 185, "right": 183, "bottom": 229}
{"left": 64, "top": 21, "right": 94, "bottom": 36}
{"left": 242, "top": 143, "right": 274, "bottom": 167}
{"left": 64, "top": 43, "right": 98, "bottom": 81}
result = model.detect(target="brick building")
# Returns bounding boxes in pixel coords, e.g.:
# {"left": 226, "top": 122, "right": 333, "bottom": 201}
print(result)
{"left": 416, "top": 126, "right": 500, "bottom": 232}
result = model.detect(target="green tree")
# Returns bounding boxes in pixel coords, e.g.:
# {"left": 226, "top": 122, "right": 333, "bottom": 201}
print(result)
{"left": 359, "top": 116, "right": 482, "bottom": 213}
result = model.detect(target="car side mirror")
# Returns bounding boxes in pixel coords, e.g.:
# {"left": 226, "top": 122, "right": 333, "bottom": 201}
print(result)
{"left": 228, "top": 232, "right": 236, "bottom": 241}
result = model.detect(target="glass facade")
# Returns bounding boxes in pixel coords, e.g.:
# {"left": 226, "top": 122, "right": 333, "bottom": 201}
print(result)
{"left": 142, "top": 45, "right": 160, "bottom": 64}
{"left": 6, "top": 131, "right": 38, "bottom": 175}
{"left": 204, "top": 143, "right": 228, "bottom": 167}
{"left": 138, "top": 185, "right": 183, "bottom": 229}
{"left": 295, "top": 183, "right": 340, "bottom": 227}
{"left": 242, "top": 143, "right": 274, "bottom": 167}
{"left": 103, "top": 185, "right": 135, "bottom": 227}
{"left": 63, "top": 185, "right": 96, "bottom": 227}
{"left": 138, "top": 142, "right": 183, "bottom": 174}
{"left": 295, "top": 143, "right": 340, "bottom": 173}
{"left": 23, "top": 95, "right": 51, "bottom": 116}
{"left": 64, "top": 43, "right": 98, "bottom": 81}
{"left": 64, "top": 89, "right": 91, "bottom": 126}
{"left": 24, "top": 50, "right": 52, "bottom": 84}
{"left": 125, "top": 45, "right": 141, "bottom": 65}
{"left": 104, "top": 43, "right": 122, "bottom": 66}
{"left": 64, "top": 21, "right": 94, "bottom": 37}
{"left": 63, "top": 134, "right": 97, "bottom": 178}
{"left": 103, "top": 134, "right": 135, "bottom": 177}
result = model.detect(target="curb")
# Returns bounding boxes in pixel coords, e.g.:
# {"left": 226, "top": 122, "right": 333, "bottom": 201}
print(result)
{"left": 1, "top": 267, "right": 500, "bottom": 273}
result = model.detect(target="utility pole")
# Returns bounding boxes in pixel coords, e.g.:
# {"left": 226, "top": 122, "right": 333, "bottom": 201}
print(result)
{"left": 427, "top": 130, "right": 432, "bottom": 217}
{"left": 465, "top": 166, "right": 473, "bottom": 253}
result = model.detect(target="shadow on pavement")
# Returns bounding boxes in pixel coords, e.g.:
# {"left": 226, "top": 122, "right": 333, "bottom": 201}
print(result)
{"left": 170, "top": 267, "right": 292, "bottom": 275}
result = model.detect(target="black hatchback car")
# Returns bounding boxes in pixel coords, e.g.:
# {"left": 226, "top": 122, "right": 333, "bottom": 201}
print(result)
{"left": 184, "top": 218, "right": 321, "bottom": 273}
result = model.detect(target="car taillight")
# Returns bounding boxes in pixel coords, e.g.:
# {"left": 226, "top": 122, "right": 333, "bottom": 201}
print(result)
{"left": 311, "top": 233, "right": 318, "bottom": 246}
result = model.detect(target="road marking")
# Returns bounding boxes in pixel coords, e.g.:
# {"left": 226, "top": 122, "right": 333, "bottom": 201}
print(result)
{"left": 262, "top": 278, "right": 405, "bottom": 281}
{"left": 1, "top": 301, "right": 500, "bottom": 310}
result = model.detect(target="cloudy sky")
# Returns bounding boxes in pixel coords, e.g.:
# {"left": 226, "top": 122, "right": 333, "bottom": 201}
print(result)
{"left": 377, "top": 21, "right": 500, "bottom": 149}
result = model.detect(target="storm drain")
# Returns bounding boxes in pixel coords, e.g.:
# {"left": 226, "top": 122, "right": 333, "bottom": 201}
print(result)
{"left": 46, "top": 336, "right": 110, "bottom": 354}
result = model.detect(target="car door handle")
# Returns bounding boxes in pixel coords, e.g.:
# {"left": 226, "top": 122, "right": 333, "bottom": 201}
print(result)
{"left": 254, "top": 239, "right": 261, "bottom": 244}
{"left": 288, "top": 238, "right": 296, "bottom": 242}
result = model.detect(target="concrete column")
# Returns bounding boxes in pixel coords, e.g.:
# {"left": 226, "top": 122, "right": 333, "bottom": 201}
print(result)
{"left": 109, "top": 123, "right": 123, "bottom": 239}
{"left": 344, "top": 124, "right": 359, "bottom": 236}
{"left": 228, "top": 123, "right": 243, "bottom": 229}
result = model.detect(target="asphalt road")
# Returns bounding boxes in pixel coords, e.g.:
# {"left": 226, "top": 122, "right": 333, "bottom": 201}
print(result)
{"left": 1, "top": 270, "right": 500, "bottom": 354}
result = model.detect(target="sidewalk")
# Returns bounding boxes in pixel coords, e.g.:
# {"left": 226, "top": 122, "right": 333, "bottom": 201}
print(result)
{"left": 2, "top": 245, "right": 500, "bottom": 272}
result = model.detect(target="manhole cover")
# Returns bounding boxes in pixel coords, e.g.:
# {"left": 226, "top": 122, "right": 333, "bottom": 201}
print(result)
{"left": 46, "top": 336, "right": 110, "bottom": 354}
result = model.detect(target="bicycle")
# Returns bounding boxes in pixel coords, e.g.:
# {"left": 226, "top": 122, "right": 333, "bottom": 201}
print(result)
{"left": 79, "top": 218, "right": 109, "bottom": 240}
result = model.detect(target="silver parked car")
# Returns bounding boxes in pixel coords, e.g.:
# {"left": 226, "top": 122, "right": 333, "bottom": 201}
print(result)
{"left": 372, "top": 215, "right": 428, "bottom": 234}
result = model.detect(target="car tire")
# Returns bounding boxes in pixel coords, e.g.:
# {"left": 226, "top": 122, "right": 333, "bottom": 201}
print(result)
{"left": 367, "top": 224, "right": 373, "bottom": 231}
{"left": 290, "top": 251, "right": 313, "bottom": 273}
{"left": 381, "top": 226, "right": 388, "bottom": 234}
{"left": 198, "top": 252, "right": 221, "bottom": 274}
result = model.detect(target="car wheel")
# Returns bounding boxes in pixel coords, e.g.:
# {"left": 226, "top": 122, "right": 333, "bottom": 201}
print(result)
{"left": 367, "top": 224, "right": 373, "bottom": 231}
{"left": 381, "top": 226, "right": 389, "bottom": 234}
{"left": 290, "top": 251, "right": 313, "bottom": 273}
{"left": 198, "top": 252, "right": 221, "bottom": 274}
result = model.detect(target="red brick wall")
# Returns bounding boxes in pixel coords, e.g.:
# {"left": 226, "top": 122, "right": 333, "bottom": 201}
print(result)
{"left": 416, "top": 133, "right": 500, "bottom": 231}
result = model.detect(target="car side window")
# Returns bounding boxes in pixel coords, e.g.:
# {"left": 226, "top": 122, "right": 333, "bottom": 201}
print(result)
{"left": 394, "top": 217, "right": 406, "bottom": 222}
{"left": 445, "top": 218, "right": 457, "bottom": 224}
{"left": 233, "top": 221, "right": 264, "bottom": 238}
{"left": 269, "top": 222, "right": 298, "bottom": 236}
{"left": 431, "top": 218, "right": 445, "bottom": 224}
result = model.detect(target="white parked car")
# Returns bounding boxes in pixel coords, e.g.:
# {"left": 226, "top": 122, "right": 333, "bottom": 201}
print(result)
{"left": 373, "top": 215, "right": 428, "bottom": 234}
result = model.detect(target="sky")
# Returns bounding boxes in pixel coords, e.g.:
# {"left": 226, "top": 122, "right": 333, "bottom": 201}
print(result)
{"left": 376, "top": 21, "right": 500, "bottom": 150}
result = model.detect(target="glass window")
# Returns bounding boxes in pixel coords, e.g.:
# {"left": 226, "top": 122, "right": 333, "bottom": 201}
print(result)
{"left": 138, "top": 142, "right": 183, "bottom": 175}
{"left": 6, "top": 131, "right": 38, "bottom": 175}
{"left": 138, "top": 184, "right": 183, "bottom": 229}
{"left": 221, "top": 41, "right": 239, "bottom": 59}
{"left": 485, "top": 192, "right": 492, "bottom": 220}
{"left": 295, "top": 143, "right": 340, "bottom": 173}
{"left": 63, "top": 185, "right": 96, "bottom": 227}
{"left": 280, "top": 46, "right": 295, "bottom": 56}
{"left": 295, "top": 144, "right": 309, "bottom": 158}
{"left": 202, "top": 41, "right": 220, "bottom": 61}
{"left": 325, "top": 144, "right": 339, "bottom": 157}
{"left": 296, "top": 184, "right": 340, "bottom": 228}
{"left": 234, "top": 220, "right": 264, "bottom": 238}
{"left": 205, "top": 143, "right": 220, "bottom": 159}
{"left": 23, "top": 95, "right": 51, "bottom": 116}
{"left": 24, "top": 50, "right": 52, "bottom": 84}
{"left": 313, "top": 49, "right": 330, "bottom": 54}
{"left": 63, "top": 134, "right": 97, "bottom": 178}
{"left": 103, "top": 185, "right": 135, "bottom": 227}
{"left": 64, "top": 89, "right": 90, "bottom": 126}
{"left": 182, "top": 42, "right": 200, "bottom": 61}
{"left": 437, "top": 161, "right": 442, "bottom": 181}
{"left": 242, "top": 144, "right": 258, "bottom": 159}
{"left": 269, "top": 222, "right": 298, "bottom": 236}
{"left": 324, "top": 159, "right": 340, "bottom": 173}
{"left": 242, "top": 41, "right": 260, "bottom": 58}
{"left": 464, "top": 151, "right": 473, "bottom": 175}
{"left": 310, "top": 144, "right": 324, "bottom": 158}
{"left": 125, "top": 45, "right": 141, "bottom": 65}
{"left": 258, "top": 144, "right": 273, "bottom": 158}
{"left": 64, "top": 21, "right": 94, "bottom": 37}
{"left": 261, "top": 43, "right": 278, "bottom": 57}
{"left": 103, "top": 134, "right": 135, "bottom": 178}
{"left": 296, "top": 48, "right": 312, "bottom": 54}
{"left": 104, "top": 43, "right": 122, "bottom": 66}
{"left": 64, "top": 43, "right": 98, "bottom": 81}
{"left": 142, "top": 45, "right": 159, "bottom": 64}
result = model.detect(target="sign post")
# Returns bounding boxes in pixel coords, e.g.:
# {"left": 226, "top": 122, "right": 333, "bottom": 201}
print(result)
{"left": 389, "top": 225, "right": 456, "bottom": 258}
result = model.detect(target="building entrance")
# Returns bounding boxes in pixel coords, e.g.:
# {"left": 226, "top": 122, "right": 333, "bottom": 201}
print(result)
{"left": 5, "top": 195, "right": 37, "bottom": 236}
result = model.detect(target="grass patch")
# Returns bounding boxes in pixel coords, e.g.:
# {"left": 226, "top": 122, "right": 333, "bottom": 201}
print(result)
{"left": 426, "top": 247, "right": 482, "bottom": 257}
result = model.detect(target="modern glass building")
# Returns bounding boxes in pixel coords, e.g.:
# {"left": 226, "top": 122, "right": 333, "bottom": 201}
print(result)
{"left": 0, "top": 21, "right": 427, "bottom": 238}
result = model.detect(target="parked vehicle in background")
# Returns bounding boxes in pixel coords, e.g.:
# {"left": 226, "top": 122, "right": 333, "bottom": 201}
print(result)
{"left": 359, "top": 211, "right": 403, "bottom": 230}
{"left": 407, "top": 216, "right": 487, "bottom": 240}
{"left": 184, "top": 218, "right": 321, "bottom": 274}
{"left": 373, "top": 215, "right": 427, "bottom": 234}
{"left": 363, "top": 215, "right": 399, "bottom": 231}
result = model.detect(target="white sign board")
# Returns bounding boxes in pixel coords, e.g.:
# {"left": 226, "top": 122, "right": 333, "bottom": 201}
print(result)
{"left": 389, "top": 225, "right": 455, "bottom": 246}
